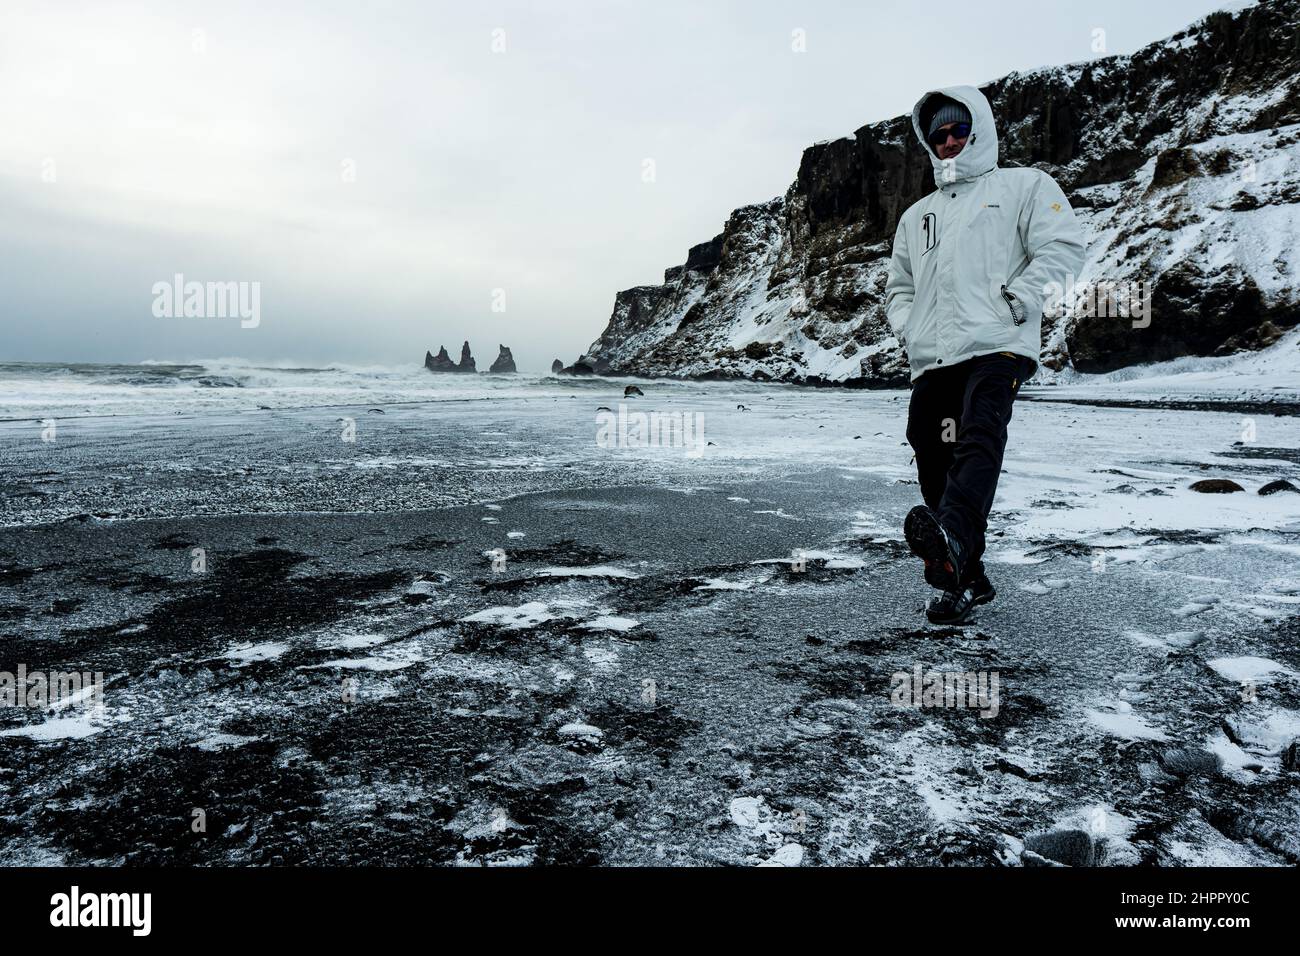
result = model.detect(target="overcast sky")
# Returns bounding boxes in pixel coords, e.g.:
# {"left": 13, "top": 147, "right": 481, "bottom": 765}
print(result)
{"left": 0, "top": 0, "right": 1228, "bottom": 371}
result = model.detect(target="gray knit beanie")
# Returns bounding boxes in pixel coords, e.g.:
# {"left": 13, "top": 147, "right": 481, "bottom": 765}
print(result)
{"left": 926, "top": 99, "right": 972, "bottom": 139}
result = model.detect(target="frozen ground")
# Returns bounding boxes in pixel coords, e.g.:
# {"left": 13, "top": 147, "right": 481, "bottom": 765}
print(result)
{"left": 2, "top": 377, "right": 1299, "bottom": 865}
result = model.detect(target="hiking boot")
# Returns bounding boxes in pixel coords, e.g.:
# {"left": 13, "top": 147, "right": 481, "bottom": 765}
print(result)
{"left": 966, "top": 566, "right": 996, "bottom": 606}
{"left": 926, "top": 586, "right": 977, "bottom": 625}
{"left": 904, "top": 505, "right": 965, "bottom": 592}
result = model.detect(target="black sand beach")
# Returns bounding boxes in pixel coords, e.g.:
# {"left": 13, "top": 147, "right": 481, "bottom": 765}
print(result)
{"left": 4, "top": 391, "right": 1300, "bottom": 865}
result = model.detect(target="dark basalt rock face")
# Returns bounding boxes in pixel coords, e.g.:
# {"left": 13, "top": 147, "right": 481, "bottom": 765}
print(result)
{"left": 580, "top": 1, "right": 1300, "bottom": 385}
{"left": 489, "top": 345, "right": 517, "bottom": 374}
{"left": 425, "top": 342, "right": 479, "bottom": 374}
{"left": 550, "top": 359, "right": 564, "bottom": 375}
{"left": 559, "top": 353, "right": 613, "bottom": 376}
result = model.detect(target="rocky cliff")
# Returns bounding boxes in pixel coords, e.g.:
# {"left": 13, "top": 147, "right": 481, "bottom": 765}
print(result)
{"left": 580, "top": 0, "right": 1300, "bottom": 385}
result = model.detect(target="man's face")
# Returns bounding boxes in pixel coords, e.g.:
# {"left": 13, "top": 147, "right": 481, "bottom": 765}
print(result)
{"left": 930, "top": 122, "right": 970, "bottom": 160}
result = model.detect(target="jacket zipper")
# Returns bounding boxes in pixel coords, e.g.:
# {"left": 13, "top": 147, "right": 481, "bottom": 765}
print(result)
{"left": 1000, "top": 285, "right": 1024, "bottom": 326}
{"left": 1001, "top": 258, "right": 1030, "bottom": 326}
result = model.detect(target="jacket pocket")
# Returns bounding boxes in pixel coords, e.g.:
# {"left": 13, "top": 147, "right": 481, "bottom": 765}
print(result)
{"left": 999, "top": 285, "right": 1025, "bottom": 326}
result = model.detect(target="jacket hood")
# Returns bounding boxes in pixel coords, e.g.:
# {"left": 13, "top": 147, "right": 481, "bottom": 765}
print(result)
{"left": 911, "top": 85, "right": 998, "bottom": 187}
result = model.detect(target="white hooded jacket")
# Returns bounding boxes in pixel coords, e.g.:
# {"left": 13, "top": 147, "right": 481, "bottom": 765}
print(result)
{"left": 884, "top": 86, "right": 1086, "bottom": 382}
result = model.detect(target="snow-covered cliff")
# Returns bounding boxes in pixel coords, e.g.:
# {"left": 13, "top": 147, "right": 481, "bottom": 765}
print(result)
{"left": 579, "top": 0, "right": 1300, "bottom": 386}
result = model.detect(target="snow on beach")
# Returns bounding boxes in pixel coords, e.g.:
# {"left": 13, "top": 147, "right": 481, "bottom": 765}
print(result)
{"left": 1042, "top": 326, "right": 1300, "bottom": 406}
{"left": 1, "top": 351, "right": 1299, "bottom": 866}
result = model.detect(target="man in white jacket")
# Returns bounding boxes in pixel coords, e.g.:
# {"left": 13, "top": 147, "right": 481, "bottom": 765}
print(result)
{"left": 884, "top": 86, "right": 1086, "bottom": 624}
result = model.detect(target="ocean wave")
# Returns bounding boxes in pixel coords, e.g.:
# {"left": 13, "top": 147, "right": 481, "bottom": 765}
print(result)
{"left": 0, "top": 357, "right": 804, "bottom": 420}
{"left": 0, "top": 358, "right": 576, "bottom": 419}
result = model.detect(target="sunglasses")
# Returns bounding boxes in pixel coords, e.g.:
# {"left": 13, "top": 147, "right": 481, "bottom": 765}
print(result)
{"left": 927, "top": 122, "right": 971, "bottom": 147}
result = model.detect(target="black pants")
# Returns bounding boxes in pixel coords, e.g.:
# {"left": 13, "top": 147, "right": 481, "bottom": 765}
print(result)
{"left": 905, "top": 351, "right": 1034, "bottom": 581}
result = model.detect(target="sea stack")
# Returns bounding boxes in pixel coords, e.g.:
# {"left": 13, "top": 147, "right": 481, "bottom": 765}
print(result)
{"left": 550, "top": 359, "right": 564, "bottom": 375}
{"left": 457, "top": 341, "right": 477, "bottom": 373}
{"left": 489, "top": 345, "right": 517, "bottom": 373}
{"left": 425, "top": 347, "right": 458, "bottom": 372}
{"left": 425, "top": 343, "right": 478, "bottom": 373}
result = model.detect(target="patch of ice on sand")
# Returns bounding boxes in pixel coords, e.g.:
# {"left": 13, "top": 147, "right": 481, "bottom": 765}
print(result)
{"left": 303, "top": 641, "right": 426, "bottom": 672}
{"left": 318, "top": 633, "right": 386, "bottom": 651}
{"left": 757, "top": 844, "right": 804, "bottom": 867}
{"left": 1252, "top": 589, "right": 1300, "bottom": 604}
{"left": 1019, "top": 578, "right": 1070, "bottom": 595}
{"left": 1086, "top": 707, "right": 1169, "bottom": 741}
{"left": 307, "top": 655, "right": 418, "bottom": 672}
{"left": 726, "top": 496, "right": 751, "bottom": 504}
{"left": 1171, "top": 600, "right": 1217, "bottom": 618}
{"left": 193, "top": 733, "right": 260, "bottom": 751}
{"left": 0, "top": 714, "right": 106, "bottom": 741}
{"left": 557, "top": 722, "right": 603, "bottom": 741}
{"left": 752, "top": 550, "right": 863, "bottom": 569}
{"left": 224, "top": 641, "right": 290, "bottom": 665}
{"left": 988, "top": 548, "right": 1051, "bottom": 565}
{"left": 695, "top": 577, "right": 753, "bottom": 591}
{"left": 914, "top": 782, "right": 963, "bottom": 824}
{"left": 1206, "top": 656, "right": 1297, "bottom": 684}
{"left": 1222, "top": 600, "right": 1290, "bottom": 620}
{"left": 46, "top": 680, "right": 103, "bottom": 713}
{"left": 848, "top": 510, "right": 896, "bottom": 539}
{"left": 726, "top": 792, "right": 816, "bottom": 860}
{"left": 580, "top": 615, "right": 640, "bottom": 632}
{"left": 1205, "top": 731, "right": 1263, "bottom": 776}
{"left": 795, "top": 549, "right": 867, "bottom": 569}
{"left": 506, "top": 531, "right": 526, "bottom": 539}
{"left": 1122, "top": 629, "right": 1205, "bottom": 651}
{"left": 1226, "top": 706, "right": 1300, "bottom": 754}
{"left": 460, "top": 600, "right": 574, "bottom": 629}
{"left": 729, "top": 796, "right": 768, "bottom": 829}
{"left": 342, "top": 455, "right": 450, "bottom": 470}
{"left": 536, "top": 565, "right": 640, "bottom": 579}
{"left": 752, "top": 508, "right": 801, "bottom": 521}
{"left": 460, "top": 808, "right": 525, "bottom": 841}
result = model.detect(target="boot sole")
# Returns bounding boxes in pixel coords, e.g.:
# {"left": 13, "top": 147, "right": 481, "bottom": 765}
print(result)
{"left": 926, "top": 604, "right": 974, "bottom": 625}
{"left": 904, "top": 506, "right": 961, "bottom": 592}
